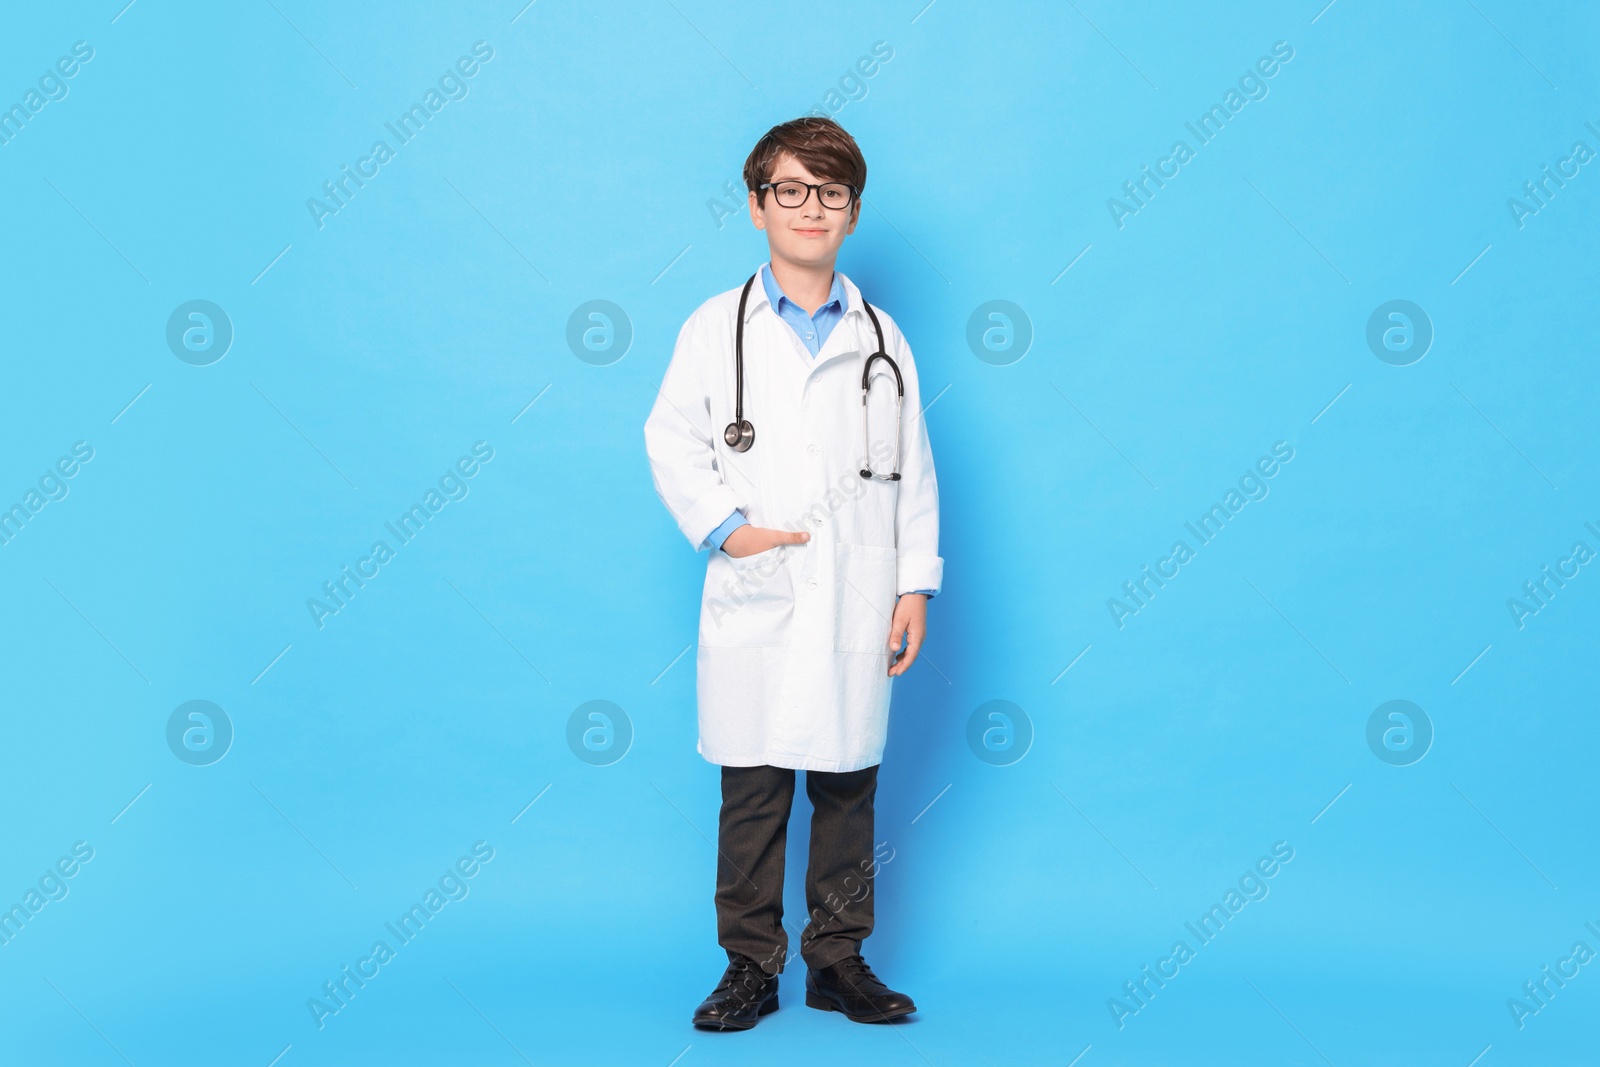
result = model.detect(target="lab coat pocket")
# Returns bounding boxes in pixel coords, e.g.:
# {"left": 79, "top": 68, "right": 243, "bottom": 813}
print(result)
{"left": 700, "top": 546, "right": 795, "bottom": 648}
{"left": 834, "top": 542, "right": 897, "bottom": 655}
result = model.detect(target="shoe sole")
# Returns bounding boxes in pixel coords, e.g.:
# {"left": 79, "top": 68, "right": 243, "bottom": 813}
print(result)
{"left": 805, "top": 990, "right": 916, "bottom": 1023}
{"left": 692, "top": 994, "right": 779, "bottom": 1031}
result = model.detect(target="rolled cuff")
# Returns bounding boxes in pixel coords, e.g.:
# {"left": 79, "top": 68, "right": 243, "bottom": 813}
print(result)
{"left": 896, "top": 554, "right": 943, "bottom": 597}
{"left": 678, "top": 484, "right": 746, "bottom": 551}
{"left": 701, "top": 510, "right": 750, "bottom": 553}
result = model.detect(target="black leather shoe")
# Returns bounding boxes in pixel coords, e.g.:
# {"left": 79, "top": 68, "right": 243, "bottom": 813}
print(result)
{"left": 691, "top": 955, "right": 780, "bottom": 1031}
{"left": 805, "top": 954, "right": 916, "bottom": 1022}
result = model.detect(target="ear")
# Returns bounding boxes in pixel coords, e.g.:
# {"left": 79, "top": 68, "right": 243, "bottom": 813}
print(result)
{"left": 844, "top": 200, "right": 861, "bottom": 235}
{"left": 748, "top": 187, "right": 767, "bottom": 231}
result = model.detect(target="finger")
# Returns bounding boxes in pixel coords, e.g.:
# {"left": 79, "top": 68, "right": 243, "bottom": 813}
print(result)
{"left": 886, "top": 616, "right": 906, "bottom": 654}
{"left": 769, "top": 528, "right": 810, "bottom": 545}
{"left": 889, "top": 646, "right": 909, "bottom": 676}
{"left": 889, "top": 625, "right": 923, "bottom": 676}
{"left": 885, "top": 621, "right": 905, "bottom": 674}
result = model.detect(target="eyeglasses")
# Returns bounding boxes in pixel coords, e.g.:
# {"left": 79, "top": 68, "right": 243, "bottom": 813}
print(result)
{"left": 759, "top": 180, "right": 858, "bottom": 211}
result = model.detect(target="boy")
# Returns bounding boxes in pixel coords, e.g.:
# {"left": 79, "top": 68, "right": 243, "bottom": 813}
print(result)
{"left": 644, "top": 117, "right": 942, "bottom": 1030}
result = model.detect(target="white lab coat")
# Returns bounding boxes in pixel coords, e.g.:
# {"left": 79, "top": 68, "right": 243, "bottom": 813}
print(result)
{"left": 644, "top": 268, "right": 943, "bottom": 771}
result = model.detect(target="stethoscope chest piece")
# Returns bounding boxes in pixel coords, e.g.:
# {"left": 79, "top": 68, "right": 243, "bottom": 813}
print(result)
{"left": 724, "top": 419, "right": 754, "bottom": 451}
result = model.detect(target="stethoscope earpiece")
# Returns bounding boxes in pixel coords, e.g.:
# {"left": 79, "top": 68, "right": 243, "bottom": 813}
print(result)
{"left": 728, "top": 270, "right": 903, "bottom": 480}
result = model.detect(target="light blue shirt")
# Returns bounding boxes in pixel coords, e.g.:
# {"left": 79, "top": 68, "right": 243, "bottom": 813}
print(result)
{"left": 701, "top": 265, "right": 934, "bottom": 597}
{"left": 760, "top": 260, "right": 848, "bottom": 357}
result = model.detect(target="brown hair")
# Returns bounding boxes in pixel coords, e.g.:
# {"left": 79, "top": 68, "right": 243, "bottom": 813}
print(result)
{"left": 742, "top": 117, "right": 867, "bottom": 213}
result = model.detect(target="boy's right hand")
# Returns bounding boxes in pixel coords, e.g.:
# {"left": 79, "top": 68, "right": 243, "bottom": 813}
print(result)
{"left": 722, "top": 525, "right": 810, "bottom": 559}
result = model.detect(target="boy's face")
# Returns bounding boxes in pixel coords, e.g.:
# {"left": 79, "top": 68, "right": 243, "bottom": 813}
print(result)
{"left": 748, "top": 151, "right": 859, "bottom": 269}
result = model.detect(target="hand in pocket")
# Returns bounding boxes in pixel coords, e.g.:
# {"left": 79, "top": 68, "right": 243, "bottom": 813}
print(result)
{"left": 723, "top": 525, "right": 810, "bottom": 559}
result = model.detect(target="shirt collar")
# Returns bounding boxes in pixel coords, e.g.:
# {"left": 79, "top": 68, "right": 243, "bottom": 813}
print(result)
{"left": 747, "top": 262, "right": 855, "bottom": 322}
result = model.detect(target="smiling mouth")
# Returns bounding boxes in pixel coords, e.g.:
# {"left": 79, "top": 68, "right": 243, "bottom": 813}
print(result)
{"left": 795, "top": 228, "right": 827, "bottom": 236}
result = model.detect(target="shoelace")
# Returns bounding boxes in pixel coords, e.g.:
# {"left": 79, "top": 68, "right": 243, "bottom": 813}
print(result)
{"left": 834, "top": 955, "right": 881, "bottom": 988}
{"left": 717, "top": 957, "right": 771, "bottom": 995}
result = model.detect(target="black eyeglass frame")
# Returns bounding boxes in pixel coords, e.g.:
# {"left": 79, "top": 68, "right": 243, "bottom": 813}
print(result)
{"left": 758, "top": 180, "right": 859, "bottom": 211}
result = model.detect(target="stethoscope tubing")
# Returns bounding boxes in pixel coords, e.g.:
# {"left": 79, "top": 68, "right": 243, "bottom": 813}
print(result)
{"left": 859, "top": 351, "right": 903, "bottom": 481}
{"left": 725, "top": 271, "right": 903, "bottom": 480}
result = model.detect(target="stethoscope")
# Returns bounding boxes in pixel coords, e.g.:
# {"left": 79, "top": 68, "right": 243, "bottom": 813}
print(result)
{"left": 723, "top": 272, "right": 903, "bottom": 481}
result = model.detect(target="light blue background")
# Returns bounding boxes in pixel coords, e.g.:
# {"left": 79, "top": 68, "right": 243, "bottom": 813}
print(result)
{"left": 1, "top": 1, "right": 1596, "bottom": 1064}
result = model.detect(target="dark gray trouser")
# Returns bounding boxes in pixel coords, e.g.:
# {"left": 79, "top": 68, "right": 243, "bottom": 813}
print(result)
{"left": 715, "top": 763, "right": 879, "bottom": 975}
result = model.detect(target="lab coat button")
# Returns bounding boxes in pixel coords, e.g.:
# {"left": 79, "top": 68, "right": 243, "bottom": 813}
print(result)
{"left": 809, "top": 516, "right": 822, "bottom": 527}
{"left": 807, "top": 576, "right": 819, "bottom": 590}
{"left": 807, "top": 444, "right": 820, "bottom": 456}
